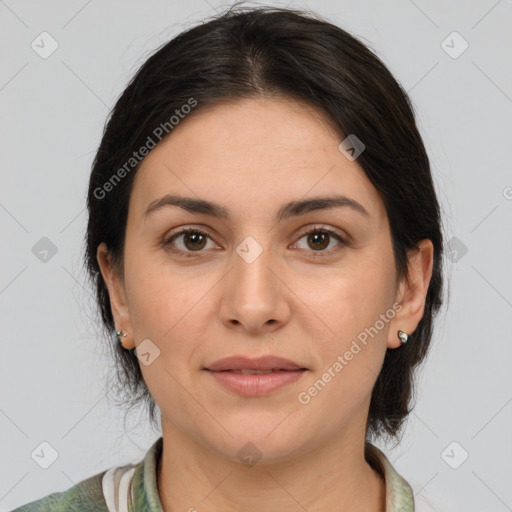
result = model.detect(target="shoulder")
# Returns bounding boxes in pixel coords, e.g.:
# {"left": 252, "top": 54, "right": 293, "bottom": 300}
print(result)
{"left": 406, "top": 478, "right": 444, "bottom": 512}
{"left": 10, "top": 437, "right": 163, "bottom": 512}
{"left": 10, "top": 471, "right": 108, "bottom": 512}
{"left": 366, "top": 443, "right": 441, "bottom": 512}
{"left": 366, "top": 444, "right": 443, "bottom": 512}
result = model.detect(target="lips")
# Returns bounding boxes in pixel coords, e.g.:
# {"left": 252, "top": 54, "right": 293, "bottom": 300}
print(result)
{"left": 204, "top": 355, "right": 308, "bottom": 397}
{"left": 204, "top": 355, "right": 307, "bottom": 372}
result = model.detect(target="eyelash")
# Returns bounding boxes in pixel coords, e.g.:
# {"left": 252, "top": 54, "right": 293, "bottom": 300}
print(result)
{"left": 162, "top": 225, "right": 349, "bottom": 258}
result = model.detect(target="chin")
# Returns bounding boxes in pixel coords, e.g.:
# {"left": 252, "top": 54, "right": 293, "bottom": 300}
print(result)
{"left": 203, "top": 417, "right": 310, "bottom": 466}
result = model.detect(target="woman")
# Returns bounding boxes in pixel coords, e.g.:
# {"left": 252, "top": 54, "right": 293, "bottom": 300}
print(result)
{"left": 13, "top": 4, "right": 444, "bottom": 511}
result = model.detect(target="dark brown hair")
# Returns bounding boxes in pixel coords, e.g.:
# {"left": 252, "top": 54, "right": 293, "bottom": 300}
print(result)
{"left": 84, "top": 3, "right": 445, "bottom": 444}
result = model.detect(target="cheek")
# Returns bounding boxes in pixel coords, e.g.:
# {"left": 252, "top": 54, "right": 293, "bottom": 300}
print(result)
{"left": 123, "top": 246, "right": 216, "bottom": 348}
{"left": 294, "top": 259, "right": 394, "bottom": 371}
{"left": 296, "top": 278, "right": 391, "bottom": 417}
{"left": 122, "top": 250, "right": 215, "bottom": 408}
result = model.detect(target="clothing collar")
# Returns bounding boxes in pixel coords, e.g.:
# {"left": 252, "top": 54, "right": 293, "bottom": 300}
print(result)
{"left": 129, "top": 437, "right": 414, "bottom": 511}
{"left": 366, "top": 443, "right": 415, "bottom": 511}
{"left": 129, "top": 437, "right": 164, "bottom": 511}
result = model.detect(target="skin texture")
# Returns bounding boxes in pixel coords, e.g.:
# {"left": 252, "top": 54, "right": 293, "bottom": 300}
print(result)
{"left": 97, "top": 97, "right": 433, "bottom": 512}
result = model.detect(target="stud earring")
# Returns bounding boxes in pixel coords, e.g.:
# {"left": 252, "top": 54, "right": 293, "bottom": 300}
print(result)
{"left": 116, "top": 329, "right": 127, "bottom": 347}
{"left": 397, "top": 330, "right": 409, "bottom": 345}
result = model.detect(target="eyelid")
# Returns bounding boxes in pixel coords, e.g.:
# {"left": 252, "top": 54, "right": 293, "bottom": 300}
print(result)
{"left": 293, "top": 224, "right": 348, "bottom": 243}
{"left": 162, "top": 223, "right": 349, "bottom": 255}
{"left": 162, "top": 226, "right": 220, "bottom": 255}
{"left": 291, "top": 224, "right": 349, "bottom": 254}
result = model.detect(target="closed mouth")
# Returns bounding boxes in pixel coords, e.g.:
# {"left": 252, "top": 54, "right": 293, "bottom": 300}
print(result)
{"left": 211, "top": 369, "right": 306, "bottom": 375}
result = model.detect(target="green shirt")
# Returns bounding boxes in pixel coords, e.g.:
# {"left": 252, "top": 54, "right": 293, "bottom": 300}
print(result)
{"left": 11, "top": 437, "right": 415, "bottom": 511}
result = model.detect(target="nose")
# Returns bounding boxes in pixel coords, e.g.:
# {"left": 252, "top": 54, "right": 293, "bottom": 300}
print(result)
{"left": 219, "top": 239, "right": 292, "bottom": 335}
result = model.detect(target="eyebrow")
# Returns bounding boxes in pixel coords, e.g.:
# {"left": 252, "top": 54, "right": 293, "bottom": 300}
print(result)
{"left": 144, "top": 194, "right": 370, "bottom": 221}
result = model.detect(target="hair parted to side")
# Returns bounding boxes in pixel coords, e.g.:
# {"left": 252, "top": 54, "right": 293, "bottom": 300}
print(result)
{"left": 84, "top": 3, "right": 445, "bottom": 445}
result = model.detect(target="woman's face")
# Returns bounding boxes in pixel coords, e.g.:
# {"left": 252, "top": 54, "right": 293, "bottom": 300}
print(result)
{"left": 98, "top": 97, "right": 431, "bottom": 463}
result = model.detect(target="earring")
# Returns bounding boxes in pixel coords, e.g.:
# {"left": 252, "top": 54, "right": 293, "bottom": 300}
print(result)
{"left": 116, "top": 329, "right": 127, "bottom": 347}
{"left": 397, "top": 330, "right": 409, "bottom": 345}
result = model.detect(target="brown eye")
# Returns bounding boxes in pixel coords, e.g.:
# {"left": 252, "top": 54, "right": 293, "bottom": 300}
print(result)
{"left": 182, "top": 231, "right": 207, "bottom": 251}
{"left": 294, "top": 227, "right": 347, "bottom": 254}
{"left": 306, "top": 232, "right": 330, "bottom": 251}
{"left": 165, "top": 229, "right": 216, "bottom": 253}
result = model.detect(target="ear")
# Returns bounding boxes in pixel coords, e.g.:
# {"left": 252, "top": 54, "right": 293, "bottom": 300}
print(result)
{"left": 96, "top": 242, "right": 135, "bottom": 349}
{"left": 387, "top": 239, "right": 434, "bottom": 349}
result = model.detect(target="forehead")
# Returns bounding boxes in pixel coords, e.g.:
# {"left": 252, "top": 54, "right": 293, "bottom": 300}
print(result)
{"left": 130, "top": 97, "right": 386, "bottom": 221}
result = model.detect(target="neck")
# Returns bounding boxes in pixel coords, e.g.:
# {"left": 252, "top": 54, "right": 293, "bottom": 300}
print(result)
{"left": 156, "top": 419, "right": 386, "bottom": 512}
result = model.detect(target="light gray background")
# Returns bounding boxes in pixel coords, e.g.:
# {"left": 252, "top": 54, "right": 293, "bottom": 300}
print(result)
{"left": 1, "top": 1, "right": 511, "bottom": 510}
